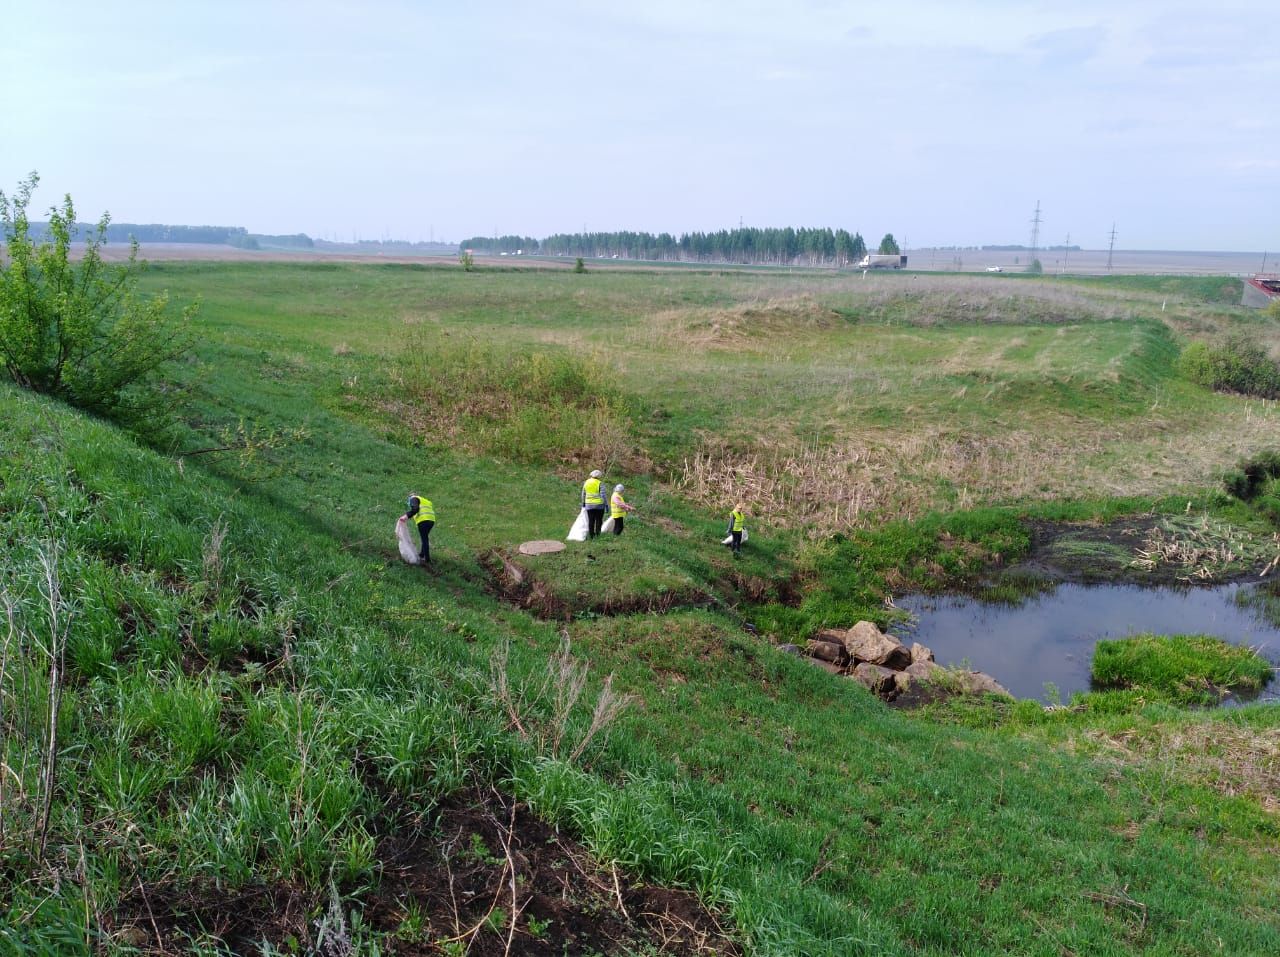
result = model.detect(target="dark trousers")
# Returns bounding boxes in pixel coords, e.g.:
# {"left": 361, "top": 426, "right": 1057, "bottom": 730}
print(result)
{"left": 586, "top": 508, "right": 604, "bottom": 538}
{"left": 730, "top": 530, "right": 742, "bottom": 554}
{"left": 416, "top": 520, "right": 434, "bottom": 562}
{"left": 612, "top": 516, "right": 625, "bottom": 536}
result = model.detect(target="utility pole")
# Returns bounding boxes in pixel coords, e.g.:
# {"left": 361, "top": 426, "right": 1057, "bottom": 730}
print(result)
{"left": 1029, "top": 200, "right": 1042, "bottom": 265}
{"left": 1063, "top": 233, "right": 1070, "bottom": 274}
{"left": 1107, "top": 223, "right": 1117, "bottom": 273}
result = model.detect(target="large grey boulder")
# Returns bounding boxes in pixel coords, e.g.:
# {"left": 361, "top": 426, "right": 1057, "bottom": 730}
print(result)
{"left": 844, "top": 621, "right": 911, "bottom": 670}
{"left": 904, "top": 659, "right": 944, "bottom": 680}
{"left": 956, "top": 671, "right": 1013, "bottom": 698}
{"left": 851, "top": 662, "right": 899, "bottom": 695}
{"left": 805, "top": 638, "right": 848, "bottom": 665}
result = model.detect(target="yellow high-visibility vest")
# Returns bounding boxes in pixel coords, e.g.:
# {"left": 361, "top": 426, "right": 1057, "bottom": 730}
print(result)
{"left": 411, "top": 495, "right": 435, "bottom": 524}
{"left": 730, "top": 510, "right": 745, "bottom": 532}
{"left": 610, "top": 492, "right": 627, "bottom": 519}
{"left": 583, "top": 477, "right": 604, "bottom": 506}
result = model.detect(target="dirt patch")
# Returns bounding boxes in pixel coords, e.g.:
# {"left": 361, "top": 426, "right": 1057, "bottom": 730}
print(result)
{"left": 366, "top": 787, "right": 739, "bottom": 955}
{"left": 1017, "top": 515, "right": 1280, "bottom": 586}
{"left": 109, "top": 787, "right": 739, "bottom": 955}
{"left": 108, "top": 880, "right": 313, "bottom": 954}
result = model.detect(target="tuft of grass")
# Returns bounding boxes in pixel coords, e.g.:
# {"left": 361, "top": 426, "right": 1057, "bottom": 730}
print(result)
{"left": 1092, "top": 634, "right": 1275, "bottom": 705}
{"left": 385, "top": 336, "right": 636, "bottom": 469}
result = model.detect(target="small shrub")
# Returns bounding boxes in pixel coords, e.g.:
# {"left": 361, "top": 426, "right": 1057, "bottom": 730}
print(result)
{"left": 1092, "top": 634, "right": 1274, "bottom": 706}
{"left": 0, "top": 172, "right": 197, "bottom": 433}
{"left": 1178, "top": 333, "right": 1280, "bottom": 399}
{"left": 1222, "top": 449, "right": 1280, "bottom": 501}
{"left": 573, "top": 257, "right": 587, "bottom": 274}
{"left": 459, "top": 250, "right": 475, "bottom": 271}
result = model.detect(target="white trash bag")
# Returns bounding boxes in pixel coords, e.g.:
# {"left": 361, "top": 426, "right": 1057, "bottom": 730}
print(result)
{"left": 600, "top": 515, "right": 615, "bottom": 534}
{"left": 566, "top": 508, "right": 589, "bottom": 542}
{"left": 720, "top": 529, "right": 749, "bottom": 546}
{"left": 396, "top": 516, "right": 420, "bottom": 564}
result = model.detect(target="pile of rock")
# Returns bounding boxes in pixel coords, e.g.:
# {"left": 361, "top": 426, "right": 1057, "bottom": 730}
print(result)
{"left": 782, "top": 621, "right": 1012, "bottom": 702}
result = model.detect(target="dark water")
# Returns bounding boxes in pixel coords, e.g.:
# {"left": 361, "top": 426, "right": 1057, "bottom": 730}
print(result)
{"left": 894, "top": 583, "right": 1280, "bottom": 704}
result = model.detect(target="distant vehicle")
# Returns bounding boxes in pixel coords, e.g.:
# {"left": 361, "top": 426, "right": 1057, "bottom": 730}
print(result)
{"left": 856, "top": 254, "right": 908, "bottom": 269}
{"left": 986, "top": 265, "right": 1003, "bottom": 273}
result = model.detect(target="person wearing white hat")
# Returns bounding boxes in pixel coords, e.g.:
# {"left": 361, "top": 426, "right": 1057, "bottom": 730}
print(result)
{"left": 609, "top": 484, "right": 635, "bottom": 535}
{"left": 581, "top": 469, "right": 606, "bottom": 538}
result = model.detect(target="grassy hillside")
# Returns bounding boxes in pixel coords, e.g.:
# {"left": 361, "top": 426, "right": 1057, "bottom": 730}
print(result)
{"left": 4, "top": 261, "right": 1279, "bottom": 955}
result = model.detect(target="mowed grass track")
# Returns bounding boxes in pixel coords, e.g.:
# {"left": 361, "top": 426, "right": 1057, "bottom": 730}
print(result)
{"left": 3, "top": 259, "right": 1276, "bottom": 954}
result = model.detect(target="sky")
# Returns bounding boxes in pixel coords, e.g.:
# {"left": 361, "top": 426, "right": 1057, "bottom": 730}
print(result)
{"left": 2, "top": 0, "right": 1276, "bottom": 250}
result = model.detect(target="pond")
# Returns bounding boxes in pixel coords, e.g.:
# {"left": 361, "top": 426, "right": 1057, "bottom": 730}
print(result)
{"left": 894, "top": 582, "right": 1280, "bottom": 704}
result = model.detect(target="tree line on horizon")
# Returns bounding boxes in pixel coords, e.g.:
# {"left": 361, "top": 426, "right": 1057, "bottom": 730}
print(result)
{"left": 23, "top": 221, "right": 315, "bottom": 250}
{"left": 458, "top": 227, "right": 901, "bottom": 267}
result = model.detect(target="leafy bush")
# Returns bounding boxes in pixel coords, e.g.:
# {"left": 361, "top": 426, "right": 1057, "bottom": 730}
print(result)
{"left": 1177, "top": 334, "right": 1280, "bottom": 399}
{"left": 1092, "top": 634, "right": 1274, "bottom": 706}
{"left": 1222, "top": 449, "right": 1280, "bottom": 500}
{"left": 0, "top": 173, "right": 197, "bottom": 432}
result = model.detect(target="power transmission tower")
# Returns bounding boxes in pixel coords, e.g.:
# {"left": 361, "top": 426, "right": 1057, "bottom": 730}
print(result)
{"left": 1029, "top": 201, "right": 1042, "bottom": 263}
{"left": 1107, "top": 223, "right": 1117, "bottom": 272}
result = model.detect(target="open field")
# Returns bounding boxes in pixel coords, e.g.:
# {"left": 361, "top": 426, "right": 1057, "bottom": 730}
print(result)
{"left": 101, "top": 241, "right": 1274, "bottom": 279}
{"left": 4, "top": 259, "right": 1280, "bottom": 954}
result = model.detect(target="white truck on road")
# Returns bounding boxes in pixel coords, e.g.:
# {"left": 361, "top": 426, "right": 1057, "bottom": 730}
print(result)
{"left": 856, "top": 254, "right": 908, "bottom": 269}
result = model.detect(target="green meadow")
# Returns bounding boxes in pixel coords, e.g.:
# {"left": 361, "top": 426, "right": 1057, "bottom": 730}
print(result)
{"left": 3, "top": 260, "right": 1280, "bottom": 954}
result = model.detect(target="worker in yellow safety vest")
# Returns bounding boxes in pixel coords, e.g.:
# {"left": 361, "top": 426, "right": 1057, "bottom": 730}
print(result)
{"left": 405, "top": 493, "right": 435, "bottom": 564}
{"left": 726, "top": 503, "right": 745, "bottom": 556}
{"left": 610, "top": 484, "right": 635, "bottom": 535}
{"left": 581, "top": 469, "right": 606, "bottom": 538}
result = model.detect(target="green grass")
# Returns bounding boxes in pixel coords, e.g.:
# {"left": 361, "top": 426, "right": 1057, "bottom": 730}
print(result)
{"left": 1092, "top": 634, "right": 1276, "bottom": 705}
{"left": 5, "top": 259, "right": 1280, "bottom": 954}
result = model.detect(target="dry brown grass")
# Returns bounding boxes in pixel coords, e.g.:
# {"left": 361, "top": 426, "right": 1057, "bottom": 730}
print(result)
{"left": 1080, "top": 723, "right": 1280, "bottom": 815}
{"left": 636, "top": 295, "right": 840, "bottom": 351}
{"left": 672, "top": 428, "right": 1084, "bottom": 532}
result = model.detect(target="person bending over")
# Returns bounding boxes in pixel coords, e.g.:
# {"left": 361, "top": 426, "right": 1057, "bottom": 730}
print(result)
{"left": 405, "top": 493, "right": 435, "bottom": 564}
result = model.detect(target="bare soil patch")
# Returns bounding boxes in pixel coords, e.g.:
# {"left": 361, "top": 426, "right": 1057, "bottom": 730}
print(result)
{"left": 109, "top": 787, "right": 738, "bottom": 955}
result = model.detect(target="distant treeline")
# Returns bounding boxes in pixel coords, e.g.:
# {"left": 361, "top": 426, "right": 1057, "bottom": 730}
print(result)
{"left": 25, "top": 222, "right": 316, "bottom": 250}
{"left": 459, "top": 227, "right": 872, "bottom": 266}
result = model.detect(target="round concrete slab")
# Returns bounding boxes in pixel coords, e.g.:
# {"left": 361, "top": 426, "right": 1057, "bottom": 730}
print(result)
{"left": 518, "top": 540, "right": 566, "bottom": 556}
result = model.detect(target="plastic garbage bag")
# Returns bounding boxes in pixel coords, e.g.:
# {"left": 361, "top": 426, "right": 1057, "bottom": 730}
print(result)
{"left": 601, "top": 515, "right": 615, "bottom": 534}
{"left": 396, "top": 516, "right": 420, "bottom": 564}
{"left": 720, "top": 529, "right": 749, "bottom": 545}
{"left": 566, "top": 509, "right": 589, "bottom": 542}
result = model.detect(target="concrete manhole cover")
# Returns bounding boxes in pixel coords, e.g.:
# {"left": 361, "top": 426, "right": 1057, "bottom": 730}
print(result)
{"left": 518, "top": 540, "right": 566, "bottom": 556}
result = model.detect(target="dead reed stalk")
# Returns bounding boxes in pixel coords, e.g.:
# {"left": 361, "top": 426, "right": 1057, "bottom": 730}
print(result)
{"left": 490, "top": 636, "right": 634, "bottom": 764}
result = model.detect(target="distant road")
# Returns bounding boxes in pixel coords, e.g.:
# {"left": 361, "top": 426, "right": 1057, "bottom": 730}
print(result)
{"left": 97, "top": 243, "right": 1272, "bottom": 277}
{"left": 909, "top": 248, "right": 1271, "bottom": 276}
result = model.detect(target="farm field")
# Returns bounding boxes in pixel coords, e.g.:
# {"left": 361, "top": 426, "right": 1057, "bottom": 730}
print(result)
{"left": 101, "top": 242, "right": 1274, "bottom": 280}
{"left": 4, "top": 260, "right": 1280, "bottom": 955}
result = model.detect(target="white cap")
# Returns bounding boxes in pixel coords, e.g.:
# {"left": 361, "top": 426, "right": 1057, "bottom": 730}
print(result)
{"left": 590, "top": 469, "right": 602, "bottom": 478}
{"left": 614, "top": 484, "right": 625, "bottom": 492}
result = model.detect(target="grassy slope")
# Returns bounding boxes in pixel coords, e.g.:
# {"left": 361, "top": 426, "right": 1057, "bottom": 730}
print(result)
{"left": 4, "top": 260, "right": 1280, "bottom": 954}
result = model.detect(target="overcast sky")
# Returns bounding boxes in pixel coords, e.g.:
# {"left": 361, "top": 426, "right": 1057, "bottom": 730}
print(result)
{"left": 2, "top": 1, "right": 1276, "bottom": 250}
